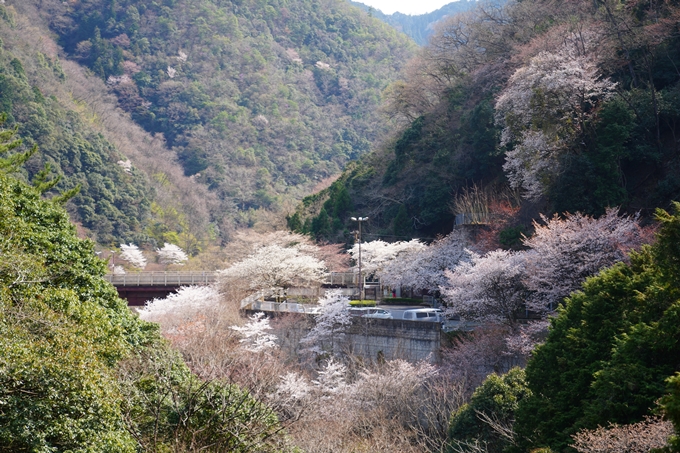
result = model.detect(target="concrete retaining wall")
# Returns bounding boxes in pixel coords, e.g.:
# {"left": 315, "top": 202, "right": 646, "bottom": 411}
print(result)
{"left": 345, "top": 318, "right": 441, "bottom": 363}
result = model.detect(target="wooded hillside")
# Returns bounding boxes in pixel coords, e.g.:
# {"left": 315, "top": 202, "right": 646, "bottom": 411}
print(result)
{"left": 291, "top": 0, "right": 680, "bottom": 243}
{"left": 24, "top": 0, "right": 415, "bottom": 235}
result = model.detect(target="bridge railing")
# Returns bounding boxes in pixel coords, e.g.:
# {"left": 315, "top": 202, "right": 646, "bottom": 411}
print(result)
{"left": 106, "top": 271, "right": 367, "bottom": 288}
{"left": 105, "top": 272, "right": 216, "bottom": 286}
{"left": 249, "top": 300, "right": 323, "bottom": 314}
{"left": 325, "top": 272, "right": 357, "bottom": 286}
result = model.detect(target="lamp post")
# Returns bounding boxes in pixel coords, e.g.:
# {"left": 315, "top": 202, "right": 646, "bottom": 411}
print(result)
{"left": 351, "top": 216, "right": 368, "bottom": 300}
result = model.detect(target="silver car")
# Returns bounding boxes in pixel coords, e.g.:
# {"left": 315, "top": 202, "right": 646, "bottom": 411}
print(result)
{"left": 349, "top": 307, "right": 393, "bottom": 319}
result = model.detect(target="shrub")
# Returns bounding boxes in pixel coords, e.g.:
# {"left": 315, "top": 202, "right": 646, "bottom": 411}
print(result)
{"left": 349, "top": 299, "right": 377, "bottom": 306}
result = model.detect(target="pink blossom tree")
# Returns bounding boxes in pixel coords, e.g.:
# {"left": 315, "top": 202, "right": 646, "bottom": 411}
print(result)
{"left": 138, "top": 285, "right": 221, "bottom": 339}
{"left": 300, "top": 290, "right": 352, "bottom": 358}
{"left": 380, "top": 231, "right": 472, "bottom": 293}
{"left": 442, "top": 209, "right": 642, "bottom": 323}
{"left": 523, "top": 208, "right": 642, "bottom": 310}
{"left": 571, "top": 416, "right": 674, "bottom": 453}
{"left": 156, "top": 242, "right": 189, "bottom": 265}
{"left": 119, "top": 243, "right": 147, "bottom": 269}
{"left": 312, "top": 359, "right": 348, "bottom": 396}
{"left": 495, "top": 46, "right": 617, "bottom": 199}
{"left": 442, "top": 249, "right": 531, "bottom": 326}
{"left": 348, "top": 239, "right": 426, "bottom": 277}
{"left": 218, "top": 244, "right": 327, "bottom": 300}
{"left": 230, "top": 312, "right": 278, "bottom": 353}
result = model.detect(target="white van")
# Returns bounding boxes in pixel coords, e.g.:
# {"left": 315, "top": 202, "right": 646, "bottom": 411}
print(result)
{"left": 402, "top": 308, "right": 443, "bottom": 322}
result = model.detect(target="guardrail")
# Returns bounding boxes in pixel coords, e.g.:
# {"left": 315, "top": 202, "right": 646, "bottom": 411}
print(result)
{"left": 104, "top": 272, "right": 216, "bottom": 286}
{"left": 249, "top": 300, "right": 322, "bottom": 314}
{"left": 105, "top": 271, "right": 371, "bottom": 288}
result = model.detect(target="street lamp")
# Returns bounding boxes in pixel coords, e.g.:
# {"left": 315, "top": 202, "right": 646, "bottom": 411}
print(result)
{"left": 351, "top": 216, "right": 368, "bottom": 300}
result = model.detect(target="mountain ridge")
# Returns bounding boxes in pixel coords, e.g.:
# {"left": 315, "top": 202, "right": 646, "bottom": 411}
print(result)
{"left": 1, "top": 0, "right": 416, "bottom": 246}
{"left": 349, "top": 0, "right": 496, "bottom": 45}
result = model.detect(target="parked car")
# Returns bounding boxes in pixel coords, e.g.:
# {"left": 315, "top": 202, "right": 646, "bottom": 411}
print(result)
{"left": 402, "top": 308, "right": 443, "bottom": 322}
{"left": 349, "top": 307, "right": 393, "bottom": 319}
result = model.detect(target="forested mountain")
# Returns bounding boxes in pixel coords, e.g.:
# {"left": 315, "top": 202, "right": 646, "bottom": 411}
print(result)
{"left": 291, "top": 0, "right": 680, "bottom": 243}
{"left": 10, "top": 0, "right": 414, "bottom": 238}
{"left": 0, "top": 5, "right": 153, "bottom": 245}
{"left": 0, "top": 1, "right": 233, "bottom": 252}
{"left": 350, "top": 0, "right": 488, "bottom": 46}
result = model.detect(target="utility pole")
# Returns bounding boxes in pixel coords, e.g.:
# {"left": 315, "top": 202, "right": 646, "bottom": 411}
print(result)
{"left": 351, "top": 216, "right": 368, "bottom": 300}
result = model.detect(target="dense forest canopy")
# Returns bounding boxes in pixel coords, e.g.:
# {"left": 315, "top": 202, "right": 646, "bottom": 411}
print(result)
{"left": 0, "top": 4, "right": 154, "bottom": 245}
{"left": 0, "top": 1, "right": 230, "bottom": 253}
{"left": 291, "top": 0, "right": 680, "bottom": 243}
{"left": 17, "top": 0, "right": 415, "bottom": 239}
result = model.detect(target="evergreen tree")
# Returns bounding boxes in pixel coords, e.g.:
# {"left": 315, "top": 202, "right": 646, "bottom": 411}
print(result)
{"left": 513, "top": 203, "right": 680, "bottom": 451}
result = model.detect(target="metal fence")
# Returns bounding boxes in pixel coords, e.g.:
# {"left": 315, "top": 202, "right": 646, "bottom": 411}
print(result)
{"left": 106, "top": 271, "right": 363, "bottom": 288}
{"left": 104, "top": 272, "right": 216, "bottom": 286}
{"left": 249, "top": 301, "right": 322, "bottom": 314}
{"left": 325, "top": 272, "right": 357, "bottom": 286}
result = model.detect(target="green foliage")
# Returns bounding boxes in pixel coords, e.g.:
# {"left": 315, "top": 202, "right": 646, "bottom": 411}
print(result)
{"left": 0, "top": 122, "right": 290, "bottom": 452}
{"left": 45, "top": 0, "right": 415, "bottom": 227}
{"left": 0, "top": 152, "right": 151, "bottom": 450}
{"left": 392, "top": 203, "right": 411, "bottom": 237}
{"left": 549, "top": 98, "right": 638, "bottom": 215}
{"left": 292, "top": 175, "right": 358, "bottom": 240}
{"left": 0, "top": 23, "right": 153, "bottom": 244}
{"left": 380, "top": 297, "right": 422, "bottom": 305}
{"left": 499, "top": 225, "right": 527, "bottom": 250}
{"left": 513, "top": 203, "right": 680, "bottom": 452}
{"left": 294, "top": 86, "right": 503, "bottom": 241}
{"left": 119, "top": 347, "right": 286, "bottom": 453}
{"left": 0, "top": 305, "right": 138, "bottom": 452}
{"left": 447, "top": 368, "right": 531, "bottom": 453}
{"left": 660, "top": 374, "right": 680, "bottom": 452}
{"left": 349, "top": 299, "right": 376, "bottom": 306}
{"left": 296, "top": 1, "right": 680, "bottom": 242}
{"left": 383, "top": 116, "right": 425, "bottom": 186}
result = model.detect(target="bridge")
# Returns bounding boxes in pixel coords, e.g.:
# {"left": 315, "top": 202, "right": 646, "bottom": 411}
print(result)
{"left": 106, "top": 271, "right": 361, "bottom": 306}
{"left": 104, "top": 272, "right": 216, "bottom": 306}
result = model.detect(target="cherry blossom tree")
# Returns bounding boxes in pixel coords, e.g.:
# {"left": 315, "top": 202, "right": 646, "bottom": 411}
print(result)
{"left": 156, "top": 242, "right": 189, "bottom": 265}
{"left": 218, "top": 244, "right": 328, "bottom": 300}
{"left": 523, "top": 208, "right": 642, "bottom": 310}
{"left": 230, "top": 312, "right": 278, "bottom": 353}
{"left": 119, "top": 243, "right": 147, "bottom": 269}
{"left": 442, "top": 249, "right": 531, "bottom": 326}
{"left": 348, "top": 239, "right": 426, "bottom": 277}
{"left": 138, "top": 285, "right": 221, "bottom": 339}
{"left": 504, "top": 319, "right": 550, "bottom": 356}
{"left": 312, "top": 359, "right": 348, "bottom": 396}
{"left": 442, "top": 209, "right": 642, "bottom": 324}
{"left": 380, "top": 231, "right": 473, "bottom": 293}
{"left": 495, "top": 46, "right": 617, "bottom": 199}
{"left": 274, "top": 371, "right": 313, "bottom": 403}
{"left": 300, "top": 290, "right": 352, "bottom": 358}
{"left": 352, "top": 359, "right": 437, "bottom": 410}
